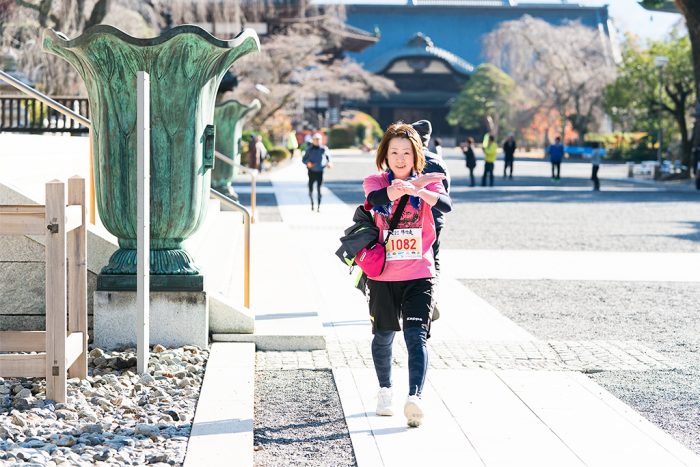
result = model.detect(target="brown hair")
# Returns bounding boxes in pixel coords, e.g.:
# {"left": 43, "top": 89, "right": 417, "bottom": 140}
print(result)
{"left": 375, "top": 122, "right": 425, "bottom": 173}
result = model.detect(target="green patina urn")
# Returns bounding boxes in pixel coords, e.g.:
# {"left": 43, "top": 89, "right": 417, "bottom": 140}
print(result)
{"left": 43, "top": 25, "right": 260, "bottom": 291}
{"left": 210, "top": 98, "right": 261, "bottom": 199}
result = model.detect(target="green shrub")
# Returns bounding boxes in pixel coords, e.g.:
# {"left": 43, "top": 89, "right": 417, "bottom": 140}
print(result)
{"left": 329, "top": 125, "right": 356, "bottom": 149}
{"left": 268, "top": 146, "right": 291, "bottom": 163}
{"left": 587, "top": 132, "right": 657, "bottom": 162}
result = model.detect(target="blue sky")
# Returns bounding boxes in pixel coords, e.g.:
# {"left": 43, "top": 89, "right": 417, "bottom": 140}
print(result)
{"left": 567, "top": 0, "right": 683, "bottom": 41}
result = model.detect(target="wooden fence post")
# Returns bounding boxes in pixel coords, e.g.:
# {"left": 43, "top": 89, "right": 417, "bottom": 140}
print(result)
{"left": 67, "top": 176, "right": 87, "bottom": 379}
{"left": 45, "top": 180, "right": 67, "bottom": 403}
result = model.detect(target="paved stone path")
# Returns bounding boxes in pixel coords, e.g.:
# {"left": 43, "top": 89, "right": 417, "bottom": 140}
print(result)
{"left": 258, "top": 154, "right": 700, "bottom": 466}
{"left": 256, "top": 338, "right": 676, "bottom": 372}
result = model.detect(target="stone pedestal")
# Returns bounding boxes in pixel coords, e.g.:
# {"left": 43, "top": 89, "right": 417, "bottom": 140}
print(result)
{"left": 94, "top": 291, "right": 208, "bottom": 349}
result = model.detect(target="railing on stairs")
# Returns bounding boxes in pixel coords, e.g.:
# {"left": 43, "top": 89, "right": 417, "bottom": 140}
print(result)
{"left": 0, "top": 69, "right": 96, "bottom": 224}
{"left": 0, "top": 95, "right": 90, "bottom": 134}
{"left": 209, "top": 188, "right": 252, "bottom": 308}
{"left": 214, "top": 150, "right": 258, "bottom": 223}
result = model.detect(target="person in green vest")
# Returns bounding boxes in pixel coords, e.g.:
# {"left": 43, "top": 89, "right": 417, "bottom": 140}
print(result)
{"left": 286, "top": 130, "right": 299, "bottom": 158}
{"left": 482, "top": 133, "right": 497, "bottom": 187}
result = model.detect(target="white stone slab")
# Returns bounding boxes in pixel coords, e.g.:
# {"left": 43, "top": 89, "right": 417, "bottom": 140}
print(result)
{"left": 184, "top": 343, "right": 254, "bottom": 467}
{"left": 334, "top": 367, "right": 483, "bottom": 467}
{"left": 435, "top": 278, "right": 537, "bottom": 342}
{"left": 271, "top": 166, "right": 372, "bottom": 341}
{"left": 429, "top": 369, "right": 583, "bottom": 466}
{"left": 571, "top": 372, "right": 700, "bottom": 466}
{"left": 442, "top": 249, "right": 700, "bottom": 283}
{"left": 496, "top": 370, "right": 700, "bottom": 466}
{"left": 332, "top": 368, "right": 384, "bottom": 467}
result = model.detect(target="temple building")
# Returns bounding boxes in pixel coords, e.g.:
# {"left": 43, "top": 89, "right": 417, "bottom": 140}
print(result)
{"left": 318, "top": 0, "right": 615, "bottom": 139}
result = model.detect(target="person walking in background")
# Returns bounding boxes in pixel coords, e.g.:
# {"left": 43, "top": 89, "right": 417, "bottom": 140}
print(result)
{"left": 482, "top": 133, "right": 497, "bottom": 187}
{"left": 257, "top": 135, "right": 270, "bottom": 171}
{"left": 589, "top": 141, "right": 604, "bottom": 191}
{"left": 411, "top": 120, "right": 450, "bottom": 322}
{"left": 503, "top": 134, "right": 516, "bottom": 179}
{"left": 286, "top": 130, "right": 299, "bottom": 158}
{"left": 433, "top": 138, "right": 443, "bottom": 158}
{"left": 547, "top": 136, "right": 564, "bottom": 181}
{"left": 302, "top": 133, "right": 332, "bottom": 212}
{"left": 363, "top": 122, "right": 451, "bottom": 428}
{"left": 247, "top": 134, "right": 263, "bottom": 171}
{"left": 461, "top": 137, "right": 477, "bottom": 187}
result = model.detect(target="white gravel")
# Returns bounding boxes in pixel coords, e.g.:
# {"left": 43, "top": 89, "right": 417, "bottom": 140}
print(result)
{"left": 0, "top": 345, "right": 208, "bottom": 466}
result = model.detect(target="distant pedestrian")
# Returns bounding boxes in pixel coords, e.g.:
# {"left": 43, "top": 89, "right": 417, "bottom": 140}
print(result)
{"left": 589, "top": 141, "right": 604, "bottom": 191}
{"left": 547, "top": 136, "right": 564, "bottom": 181}
{"left": 363, "top": 122, "right": 451, "bottom": 428}
{"left": 503, "top": 134, "right": 516, "bottom": 179}
{"left": 482, "top": 133, "right": 497, "bottom": 187}
{"left": 302, "top": 133, "right": 332, "bottom": 212}
{"left": 461, "top": 137, "right": 476, "bottom": 187}
{"left": 286, "top": 130, "right": 299, "bottom": 158}
{"left": 433, "top": 138, "right": 443, "bottom": 158}
{"left": 258, "top": 135, "right": 270, "bottom": 171}
{"left": 247, "top": 134, "right": 266, "bottom": 171}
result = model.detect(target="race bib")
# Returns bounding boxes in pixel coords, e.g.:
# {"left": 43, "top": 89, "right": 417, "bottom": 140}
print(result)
{"left": 384, "top": 228, "right": 422, "bottom": 261}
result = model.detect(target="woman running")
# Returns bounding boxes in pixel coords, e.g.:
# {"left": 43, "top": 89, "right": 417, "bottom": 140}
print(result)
{"left": 362, "top": 122, "right": 451, "bottom": 427}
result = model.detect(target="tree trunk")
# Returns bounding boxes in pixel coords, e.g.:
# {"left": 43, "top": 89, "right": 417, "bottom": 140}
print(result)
{"left": 675, "top": 0, "right": 700, "bottom": 177}
{"left": 676, "top": 107, "right": 691, "bottom": 167}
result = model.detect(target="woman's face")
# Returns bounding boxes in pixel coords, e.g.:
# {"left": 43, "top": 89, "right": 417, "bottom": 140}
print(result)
{"left": 386, "top": 137, "right": 414, "bottom": 179}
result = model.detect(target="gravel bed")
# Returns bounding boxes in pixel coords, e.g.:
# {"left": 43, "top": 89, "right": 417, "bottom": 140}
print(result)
{"left": 254, "top": 369, "right": 355, "bottom": 467}
{"left": 323, "top": 151, "right": 700, "bottom": 253}
{"left": 0, "top": 345, "right": 208, "bottom": 466}
{"left": 441, "top": 195, "right": 700, "bottom": 253}
{"left": 461, "top": 279, "right": 700, "bottom": 454}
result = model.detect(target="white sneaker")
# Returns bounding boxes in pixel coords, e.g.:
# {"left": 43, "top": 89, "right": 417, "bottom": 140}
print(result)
{"left": 404, "top": 395, "right": 424, "bottom": 427}
{"left": 376, "top": 387, "right": 394, "bottom": 416}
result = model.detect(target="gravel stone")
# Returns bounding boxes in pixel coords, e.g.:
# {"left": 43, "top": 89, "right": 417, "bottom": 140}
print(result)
{"left": 0, "top": 346, "right": 208, "bottom": 466}
{"left": 254, "top": 369, "right": 355, "bottom": 466}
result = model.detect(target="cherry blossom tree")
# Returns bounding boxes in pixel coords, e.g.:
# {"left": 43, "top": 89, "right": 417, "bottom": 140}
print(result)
{"left": 483, "top": 15, "right": 616, "bottom": 144}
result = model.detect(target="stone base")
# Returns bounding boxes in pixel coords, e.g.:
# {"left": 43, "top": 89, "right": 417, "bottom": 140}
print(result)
{"left": 96, "top": 274, "right": 204, "bottom": 292}
{"left": 94, "top": 291, "right": 208, "bottom": 350}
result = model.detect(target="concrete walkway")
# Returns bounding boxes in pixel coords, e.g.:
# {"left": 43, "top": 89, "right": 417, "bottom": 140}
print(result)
{"left": 3, "top": 134, "right": 697, "bottom": 465}
{"left": 262, "top": 158, "right": 700, "bottom": 466}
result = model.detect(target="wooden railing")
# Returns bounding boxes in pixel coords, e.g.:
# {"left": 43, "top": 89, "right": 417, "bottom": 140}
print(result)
{"left": 0, "top": 177, "right": 88, "bottom": 403}
{"left": 0, "top": 95, "right": 90, "bottom": 134}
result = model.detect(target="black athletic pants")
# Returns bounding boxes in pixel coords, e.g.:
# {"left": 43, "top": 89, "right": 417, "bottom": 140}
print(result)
{"left": 551, "top": 162, "right": 561, "bottom": 180}
{"left": 308, "top": 170, "right": 323, "bottom": 206}
{"left": 482, "top": 162, "right": 494, "bottom": 186}
{"left": 591, "top": 165, "right": 600, "bottom": 191}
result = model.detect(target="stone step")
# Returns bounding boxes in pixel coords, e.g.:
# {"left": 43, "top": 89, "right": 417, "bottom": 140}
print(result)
{"left": 184, "top": 342, "right": 255, "bottom": 467}
{"left": 211, "top": 308, "right": 326, "bottom": 351}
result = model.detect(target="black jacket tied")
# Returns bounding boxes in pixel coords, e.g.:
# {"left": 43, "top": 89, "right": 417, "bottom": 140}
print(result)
{"left": 335, "top": 204, "right": 378, "bottom": 266}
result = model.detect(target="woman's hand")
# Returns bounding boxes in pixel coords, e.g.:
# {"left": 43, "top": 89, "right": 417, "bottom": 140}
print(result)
{"left": 391, "top": 179, "right": 416, "bottom": 193}
{"left": 412, "top": 173, "right": 446, "bottom": 188}
{"left": 388, "top": 179, "right": 417, "bottom": 199}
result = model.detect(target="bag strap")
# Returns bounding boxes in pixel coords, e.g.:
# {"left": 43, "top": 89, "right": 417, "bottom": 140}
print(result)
{"left": 385, "top": 195, "right": 409, "bottom": 239}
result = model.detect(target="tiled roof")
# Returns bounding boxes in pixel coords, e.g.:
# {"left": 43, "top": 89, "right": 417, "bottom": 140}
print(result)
{"left": 366, "top": 33, "right": 474, "bottom": 75}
